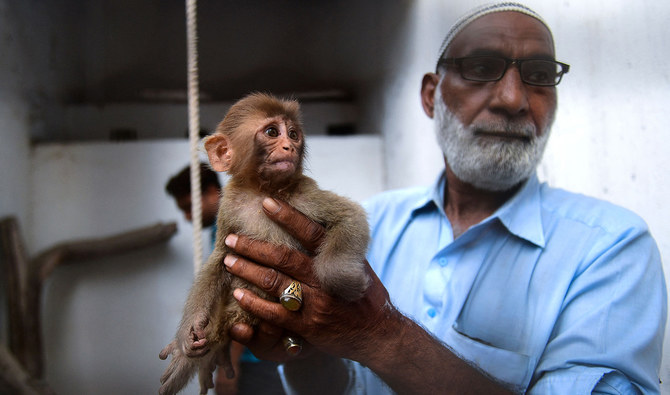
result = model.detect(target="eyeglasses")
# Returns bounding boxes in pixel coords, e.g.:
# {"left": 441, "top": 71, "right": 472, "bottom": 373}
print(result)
{"left": 438, "top": 56, "right": 570, "bottom": 86}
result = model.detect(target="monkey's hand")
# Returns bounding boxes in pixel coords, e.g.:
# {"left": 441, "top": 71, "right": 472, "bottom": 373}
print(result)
{"left": 178, "top": 311, "right": 212, "bottom": 358}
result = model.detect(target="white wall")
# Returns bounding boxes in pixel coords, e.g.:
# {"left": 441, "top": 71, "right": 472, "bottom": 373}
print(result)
{"left": 31, "top": 137, "right": 382, "bottom": 394}
{"left": 380, "top": 0, "right": 670, "bottom": 390}
{"left": 538, "top": 9, "right": 670, "bottom": 387}
{"left": 61, "top": 100, "right": 360, "bottom": 141}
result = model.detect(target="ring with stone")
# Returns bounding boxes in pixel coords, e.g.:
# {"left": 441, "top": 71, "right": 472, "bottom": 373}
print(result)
{"left": 279, "top": 280, "right": 303, "bottom": 311}
{"left": 282, "top": 335, "right": 303, "bottom": 356}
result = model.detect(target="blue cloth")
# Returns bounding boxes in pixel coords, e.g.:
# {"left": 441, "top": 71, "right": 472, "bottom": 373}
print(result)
{"left": 347, "top": 173, "right": 666, "bottom": 394}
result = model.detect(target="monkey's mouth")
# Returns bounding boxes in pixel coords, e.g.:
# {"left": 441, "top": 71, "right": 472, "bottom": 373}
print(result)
{"left": 268, "top": 160, "right": 296, "bottom": 172}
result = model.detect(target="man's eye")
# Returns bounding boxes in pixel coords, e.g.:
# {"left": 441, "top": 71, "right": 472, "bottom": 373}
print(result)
{"left": 471, "top": 63, "right": 493, "bottom": 75}
{"left": 525, "top": 71, "right": 551, "bottom": 83}
{"left": 524, "top": 66, "right": 556, "bottom": 84}
{"left": 465, "top": 60, "right": 499, "bottom": 78}
{"left": 265, "top": 127, "right": 278, "bottom": 137}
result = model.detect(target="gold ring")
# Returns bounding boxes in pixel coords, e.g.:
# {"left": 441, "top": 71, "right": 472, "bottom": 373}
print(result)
{"left": 282, "top": 335, "right": 303, "bottom": 356}
{"left": 279, "top": 280, "right": 303, "bottom": 311}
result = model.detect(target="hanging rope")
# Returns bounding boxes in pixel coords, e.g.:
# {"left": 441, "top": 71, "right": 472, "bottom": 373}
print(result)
{"left": 186, "top": 0, "right": 203, "bottom": 272}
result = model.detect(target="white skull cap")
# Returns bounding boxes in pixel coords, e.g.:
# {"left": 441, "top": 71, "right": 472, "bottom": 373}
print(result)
{"left": 435, "top": 2, "right": 552, "bottom": 71}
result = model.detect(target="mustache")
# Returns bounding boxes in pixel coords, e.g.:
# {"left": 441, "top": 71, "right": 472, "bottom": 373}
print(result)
{"left": 470, "top": 121, "right": 536, "bottom": 139}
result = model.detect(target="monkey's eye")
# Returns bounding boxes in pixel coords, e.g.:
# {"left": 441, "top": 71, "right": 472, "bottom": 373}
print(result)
{"left": 288, "top": 130, "right": 300, "bottom": 140}
{"left": 264, "top": 127, "right": 279, "bottom": 137}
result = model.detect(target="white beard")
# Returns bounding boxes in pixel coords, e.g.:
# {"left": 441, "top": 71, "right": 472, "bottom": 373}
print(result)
{"left": 433, "top": 86, "right": 553, "bottom": 191}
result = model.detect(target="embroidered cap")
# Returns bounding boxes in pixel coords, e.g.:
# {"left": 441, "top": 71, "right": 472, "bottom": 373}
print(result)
{"left": 435, "top": 2, "right": 553, "bottom": 71}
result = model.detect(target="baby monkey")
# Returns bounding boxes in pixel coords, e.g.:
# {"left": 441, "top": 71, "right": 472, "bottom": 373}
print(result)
{"left": 159, "top": 92, "right": 370, "bottom": 394}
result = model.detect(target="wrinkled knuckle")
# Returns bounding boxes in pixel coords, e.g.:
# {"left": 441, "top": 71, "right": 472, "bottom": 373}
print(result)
{"left": 259, "top": 321, "right": 282, "bottom": 337}
{"left": 261, "top": 268, "right": 282, "bottom": 293}
{"left": 276, "top": 247, "right": 295, "bottom": 269}
{"left": 261, "top": 306, "right": 282, "bottom": 324}
{"left": 305, "top": 222, "right": 326, "bottom": 248}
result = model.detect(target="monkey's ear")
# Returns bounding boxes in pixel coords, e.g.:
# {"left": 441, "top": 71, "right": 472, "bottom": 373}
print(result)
{"left": 204, "top": 134, "right": 233, "bottom": 172}
{"left": 420, "top": 73, "right": 439, "bottom": 118}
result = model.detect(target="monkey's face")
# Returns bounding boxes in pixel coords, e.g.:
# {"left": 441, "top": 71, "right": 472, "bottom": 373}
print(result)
{"left": 253, "top": 115, "right": 304, "bottom": 184}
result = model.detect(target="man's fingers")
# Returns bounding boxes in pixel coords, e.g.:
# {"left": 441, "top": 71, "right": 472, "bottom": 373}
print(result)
{"left": 248, "top": 321, "right": 285, "bottom": 355}
{"left": 256, "top": 320, "right": 284, "bottom": 340}
{"left": 233, "top": 288, "right": 299, "bottom": 332}
{"left": 230, "top": 321, "right": 305, "bottom": 363}
{"left": 224, "top": 237, "right": 318, "bottom": 285}
{"left": 262, "top": 197, "right": 326, "bottom": 253}
{"left": 229, "top": 322, "right": 254, "bottom": 344}
{"left": 224, "top": 254, "right": 292, "bottom": 295}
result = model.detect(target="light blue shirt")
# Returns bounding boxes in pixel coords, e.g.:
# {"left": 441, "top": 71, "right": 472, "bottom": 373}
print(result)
{"left": 348, "top": 173, "right": 666, "bottom": 394}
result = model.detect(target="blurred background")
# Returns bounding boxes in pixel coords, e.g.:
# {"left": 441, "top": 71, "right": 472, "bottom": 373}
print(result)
{"left": 1, "top": 0, "right": 669, "bottom": 393}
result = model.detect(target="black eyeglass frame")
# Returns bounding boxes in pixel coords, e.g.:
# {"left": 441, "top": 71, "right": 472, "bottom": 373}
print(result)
{"left": 437, "top": 56, "right": 570, "bottom": 86}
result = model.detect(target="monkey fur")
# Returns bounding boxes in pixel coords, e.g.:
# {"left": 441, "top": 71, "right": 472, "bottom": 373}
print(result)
{"left": 159, "top": 93, "right": 370, "bottom": 394}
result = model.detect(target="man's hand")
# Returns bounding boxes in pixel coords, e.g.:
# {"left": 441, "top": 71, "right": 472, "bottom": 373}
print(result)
{"left": 223, "top": 197, "right": 395, "bottom": 364}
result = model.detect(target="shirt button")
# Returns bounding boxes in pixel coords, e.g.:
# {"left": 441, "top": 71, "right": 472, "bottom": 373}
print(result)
{"left": 438, "top": 258, "right": 447, "bottom": 267}
{"left": 427, "top": 307, "right": 437, "bottom": 318}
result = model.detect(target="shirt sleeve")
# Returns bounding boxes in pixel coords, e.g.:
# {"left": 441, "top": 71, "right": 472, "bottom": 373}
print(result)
{"left": 593, "top": 371, "right": 644, "bottom": 395}
{"left": 529, "top": 366, "right": 642, "bottom": 394}
{"left": 528, "top": 226, "right": 666, "bottom": 394}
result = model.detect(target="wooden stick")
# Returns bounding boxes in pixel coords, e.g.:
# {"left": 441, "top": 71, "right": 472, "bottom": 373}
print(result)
{"left": 0, "top": 343, "right": 51, "bottom": 395}
{"left": 0, "top": 216, "right": 177, "bottom": 382}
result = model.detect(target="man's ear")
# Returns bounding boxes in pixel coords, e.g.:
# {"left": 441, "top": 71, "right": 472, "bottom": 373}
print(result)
{"left": 204, "top": 134, "right": 233, "bottom": 172}
{"left": 421, "top": 73, "right": 440, "bottom": 119}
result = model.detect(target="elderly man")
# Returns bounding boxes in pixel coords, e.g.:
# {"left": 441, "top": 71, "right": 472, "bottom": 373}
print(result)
{"left": 222, "top": 3, "right": 666, "bottom": 394}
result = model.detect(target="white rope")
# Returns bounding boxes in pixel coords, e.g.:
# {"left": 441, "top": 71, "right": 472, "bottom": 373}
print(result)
{"left": 186, "top": 0, "right": 203, "bottom": 273}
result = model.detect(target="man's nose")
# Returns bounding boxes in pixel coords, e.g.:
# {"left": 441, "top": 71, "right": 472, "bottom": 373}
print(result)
{"left": 490, "top": 65, "right": 529, "bottom": 116}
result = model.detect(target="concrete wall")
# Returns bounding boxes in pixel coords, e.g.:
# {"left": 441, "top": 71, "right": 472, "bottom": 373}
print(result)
{"left": 0, "top": 0, "right": 80, "bottom": 348}
{"left": 61, "top": 100, "right": 360, "bottom": 141}
{"left": 31, "top": 137, "right": 382, "bottom": 394}
{"left": 379, "top": 0, "right": 670, "bottom": 389}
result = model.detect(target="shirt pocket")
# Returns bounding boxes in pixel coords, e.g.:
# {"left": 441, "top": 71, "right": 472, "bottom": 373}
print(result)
{"left": 444, "top": 325, "right": 533, "bottom": 393}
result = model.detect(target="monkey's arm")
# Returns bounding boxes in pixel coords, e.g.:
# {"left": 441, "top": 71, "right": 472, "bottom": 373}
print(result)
{"left": 158, "top": 247, "right": 234, "bottom": 395}
{"left": 290, "top": 183, "right": 371, "bottom": 301}
{"left": 164, "top": 249, "right": 229, "bottom": 359}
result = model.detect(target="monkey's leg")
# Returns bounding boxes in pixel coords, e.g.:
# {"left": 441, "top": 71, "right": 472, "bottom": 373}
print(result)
{"left": 197, "top": 350, "right": 219, "bottom": 395}
{"left": 207, "top": 290, "right": 236, "bottom": 381}
{"left": 217, "top": 339, "right": 235, "bottom": 379}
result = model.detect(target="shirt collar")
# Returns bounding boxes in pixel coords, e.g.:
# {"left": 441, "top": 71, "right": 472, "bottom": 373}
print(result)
{"left": 411, "top": 172, "right": 546, "bottom": 248}
{"left": 494, "top": 174, "right": 546, "bottom": 248}
{"left": 409, "top": 173, "right": 446, "bottom": 217}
